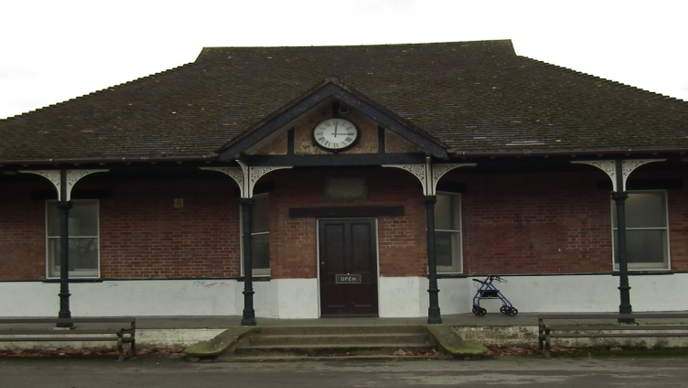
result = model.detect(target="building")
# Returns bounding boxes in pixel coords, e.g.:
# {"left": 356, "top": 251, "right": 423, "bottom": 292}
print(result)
{"left": 1, "top": 40, "right": 688, "bottom": 322}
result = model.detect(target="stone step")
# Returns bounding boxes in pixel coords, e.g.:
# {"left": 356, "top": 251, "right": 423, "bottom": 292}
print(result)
{"left": 254, "top": 325, "right": 427, "bottom": 335}
{"left": 232, "top": 343, "right": 438, "bottom": 357}
{"left": 246, "top": 332, "right": 432, "bottom": 346}
{"left": 222, "top": 325, "right": 440, "bottom": 360}
{"left": 227, "top": 352, "right": 446, "bottom": 362}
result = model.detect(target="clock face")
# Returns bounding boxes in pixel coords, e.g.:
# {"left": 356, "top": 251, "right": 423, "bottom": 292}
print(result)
{"left": 313, "top": 118, "right": 359, "bottom": 151}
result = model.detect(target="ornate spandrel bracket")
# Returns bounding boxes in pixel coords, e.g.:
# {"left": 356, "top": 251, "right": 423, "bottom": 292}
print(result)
{"left": 66, "top": 170, "right": 108, "bottom": 201}
{"left": 383, "top": 164, "right": 429, "bottom": 194}
{"left": 19, "top": 169, "right": 109, "bottom": 201}
{"left": 621, "top": 160, "right": 665, "bottom": 192}
{"left": 571, "top": 160, "right": 617, "bottom": 191}
{"left": 202, "top": 162, "right": 292, "bottom": 198}
{"left": 383, "top": 157, "right": 475, "bottom": 196}
{"left": 431, "top": 163, "right": 476, "bottom": 195}
{"left": 19, "top": 170, "right": 62, "bottom": 198}
{"left": 202, "top": 166, "right": 244, "bottom": 194}
{"left": 572, "top": 159, "right": 665, "bottom": 192}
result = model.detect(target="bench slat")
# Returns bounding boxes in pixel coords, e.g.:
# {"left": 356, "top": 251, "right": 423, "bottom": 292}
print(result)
{"left": 547, "top": 332, "right": 688, "bottom": 338}
{"left": 0, "top": 317, "right": 135, "bottom": 325}
{"left": 538, "top": 313, "right": 688, "bottom": 359}
{"left": 538, "top": 313, "right": 688, "bottom": 320}
{"left": 0, "top": 329, "right": 131, "bottom": 336}
{"left": 0, "top": 336, "right": 122, "bottom": 342}
{"left": 546, "top": 325, "right": 688, "bottom": 332}
{"left": 0, "top": 317, "right": 136, "bottom": 361}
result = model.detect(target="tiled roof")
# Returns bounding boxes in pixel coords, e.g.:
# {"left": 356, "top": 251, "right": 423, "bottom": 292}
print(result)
{"left": 1, "top": 40, "right": 687, "bottom": 164}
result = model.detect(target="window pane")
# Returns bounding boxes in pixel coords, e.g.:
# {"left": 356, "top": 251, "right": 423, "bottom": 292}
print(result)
{"left": 47, "top": 201, "right": 98, "bottom": 237}
{"left": 47, "top": 204, "right": 61, "bottom": 236}
{"left": 436, "top": 232, "right": 453, "bottom": 267}
{"left": 436, "top": 231, "right": 461, "bottom": 270}
{"left": 435, "top": 194, "right": 454, "bottom": 230}
{"left": 252, "top": 195, "right": 269, "bottom": 233}
{"left": 48, "top": 238, "right": 99, "bottom": 277}
{"left": 69, "top": 202, "right": 99, "bottom": 236}
{"left": 614, "top": 230, "right": 666, "bottom": 264}
{"left": 625, "top": 193, "right": 666, "bottom": 228}
{"left": 251, "top": 234, "right": 270, "bottom": 270}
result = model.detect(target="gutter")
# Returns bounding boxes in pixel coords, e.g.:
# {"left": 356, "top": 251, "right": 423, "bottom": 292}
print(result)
{"left": 446, "top": 148, "right": 688, "bottom": 159}
{"left": 0, "top": 154, "right": 219, "bottom": 167}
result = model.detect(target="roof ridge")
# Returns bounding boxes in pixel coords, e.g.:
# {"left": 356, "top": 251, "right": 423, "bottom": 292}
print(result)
{"left": 195, "top": 40, "right": 516, "bottom": 62}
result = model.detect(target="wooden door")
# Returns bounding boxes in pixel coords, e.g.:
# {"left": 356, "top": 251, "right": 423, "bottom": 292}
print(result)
{"left": 319, "top": 219, "right": 379, "bottom": 317}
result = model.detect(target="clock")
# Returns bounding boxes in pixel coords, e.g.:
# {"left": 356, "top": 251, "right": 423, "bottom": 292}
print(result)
{"left": 313, "top": 118, "right": 359, "bottom": 151}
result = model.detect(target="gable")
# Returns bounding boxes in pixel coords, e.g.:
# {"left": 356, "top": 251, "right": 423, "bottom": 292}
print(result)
{"left": 217, "top": 80, "right": 448, "bottom": 164}
{"left": 248, "top": 99, "right": 425, "bottom": 158}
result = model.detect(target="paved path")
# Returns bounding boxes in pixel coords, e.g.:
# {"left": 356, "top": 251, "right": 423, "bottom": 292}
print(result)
{"left": 1, "top": 356, "right": 687, "bottom": 387}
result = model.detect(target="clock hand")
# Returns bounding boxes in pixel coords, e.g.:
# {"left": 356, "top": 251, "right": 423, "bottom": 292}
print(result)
{"left": 333, "top": 121, "right": 338, "bottom": 137}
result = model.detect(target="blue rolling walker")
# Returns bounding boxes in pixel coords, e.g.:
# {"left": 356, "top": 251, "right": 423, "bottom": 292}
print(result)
{"left": 471, "top": 275, "right": 518, "bottom": 316}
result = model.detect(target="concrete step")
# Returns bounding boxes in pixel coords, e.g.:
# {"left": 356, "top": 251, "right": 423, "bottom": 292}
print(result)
{"left": 254, "top": 325, "right": 427, "bottom": 335}
{"left": 220, "top": 325, "right": 442, "bottom": 361}
{"left": 246, "top": 332, "right": 431, "bottom": 346}
{"left": 226, "top": 353, "right": 447, "bottom": 362}
{"left": 233, "top": 343, "right": 437, "bottom": 357}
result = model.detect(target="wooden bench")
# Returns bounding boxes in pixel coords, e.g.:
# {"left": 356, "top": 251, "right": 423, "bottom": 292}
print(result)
{"left": 538, "top": 313, "right": 688, "bottom": 358}
{"left": 0, "top": 317, "right": 136, "bottom": 361}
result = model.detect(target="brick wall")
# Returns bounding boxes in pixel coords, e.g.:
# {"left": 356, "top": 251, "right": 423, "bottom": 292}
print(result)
{"left": 1, "top": 166, "right": 686, "bottom": 281}
{"left": 0, "top": 181, "right": 47, "bottom": 279}
{"left": 268, "top": 168, "right": 427, "bottom": 279}
{"left": 98, "top": 179, "right": 239, "bottom": 278}
{"left": 460, "top": 172, "right": 613, "bottom": 274}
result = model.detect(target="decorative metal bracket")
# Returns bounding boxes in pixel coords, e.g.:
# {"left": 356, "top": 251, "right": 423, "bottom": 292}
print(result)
{"left": 383, "top": 157, "right": 476, "bottom": 196}
{"left": 572, "top": 159, "right": 665, "bottom": 192}
{"left": 19, "top": 169, "right": 109, "bottom": 201}
{"left": 202, "top": 162, "right": 292, "bottom": 198}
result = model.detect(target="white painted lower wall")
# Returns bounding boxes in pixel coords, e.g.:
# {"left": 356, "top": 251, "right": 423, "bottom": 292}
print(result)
{"left": 0, "top": 273, "right": 686, "bottom": 318}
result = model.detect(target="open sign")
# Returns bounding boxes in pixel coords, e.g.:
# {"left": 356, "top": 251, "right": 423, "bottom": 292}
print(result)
{"left": 336, "top": 274, "right": 362, "bottom": 284}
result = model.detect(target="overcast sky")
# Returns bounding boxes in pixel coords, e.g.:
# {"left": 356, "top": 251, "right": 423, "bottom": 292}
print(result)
{"left": 1, "top": 0, "right": 687, "bottom": 119}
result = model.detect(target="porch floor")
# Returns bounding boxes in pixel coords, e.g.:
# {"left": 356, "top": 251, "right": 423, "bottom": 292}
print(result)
{"left": 134, "top": 312, "right": 538, "bottom": 329}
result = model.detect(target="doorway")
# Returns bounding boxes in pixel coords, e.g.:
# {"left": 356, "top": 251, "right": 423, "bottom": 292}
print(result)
{"left": 318, "top": 219, "right": 379, "bottom": 317}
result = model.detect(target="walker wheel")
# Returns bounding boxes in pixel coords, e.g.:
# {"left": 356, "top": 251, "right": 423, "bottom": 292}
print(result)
{"left": 477, "top": 307, "right": 487, "bottom": 316}
{"left": 499, "top": 306, "right": 509, "bottom": 315}
{"left": 508, "top": 307, "right": 518, "bottom": 316}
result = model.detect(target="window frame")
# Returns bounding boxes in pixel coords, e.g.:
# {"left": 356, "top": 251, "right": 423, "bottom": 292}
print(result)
{"left": 611, "top": 190, "right": 670, "bottom": 270}
{"left": 45, "top": 199, "right": 100, "bottom": 279}
{"left": 434, "top": 192, "right": 463, "bottom": 274}
{"left": 240, "top": 193, "right": 271, "bottom": 276}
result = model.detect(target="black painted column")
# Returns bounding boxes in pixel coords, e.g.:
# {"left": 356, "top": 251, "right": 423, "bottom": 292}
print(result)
{"left": 612, "top": 190, "right": 634, "bottom": 323}
{"left": 240, "top": 198, "right": 256, "bottom": 326}
{"left": 57, "top": 170, "right": 73, "bottom": 328}
{"left": 424, "top": 195, "right": 442, "bottom": 324}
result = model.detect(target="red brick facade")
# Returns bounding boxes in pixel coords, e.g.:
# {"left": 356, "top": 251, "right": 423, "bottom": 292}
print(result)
{"left": 1, "top": 167, "right": 686, "bottom": 281}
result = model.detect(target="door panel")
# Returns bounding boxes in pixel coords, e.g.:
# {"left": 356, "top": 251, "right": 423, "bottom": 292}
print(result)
{"left": 319, "top": 219, "right": 378, "bottom": 317}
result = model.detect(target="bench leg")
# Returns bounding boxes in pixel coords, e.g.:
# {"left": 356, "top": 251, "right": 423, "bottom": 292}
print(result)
{"left": 538, "top": 329, "right": 544, "bottom": 354}
{"left": 544, "top": 330, "right": 551, "bottom": 359}
{"left": 116, "top": 338, "right": 124, "bottom": 362}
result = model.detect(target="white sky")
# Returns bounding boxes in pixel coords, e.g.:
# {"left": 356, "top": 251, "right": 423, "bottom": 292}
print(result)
{"left": 1, "top": 0, "right": 687, "bottom": 119}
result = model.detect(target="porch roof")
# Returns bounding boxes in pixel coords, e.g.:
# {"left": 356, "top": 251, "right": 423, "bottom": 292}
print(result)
{"left": 1, "top": 40, "right": 688, "bottom": 165}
